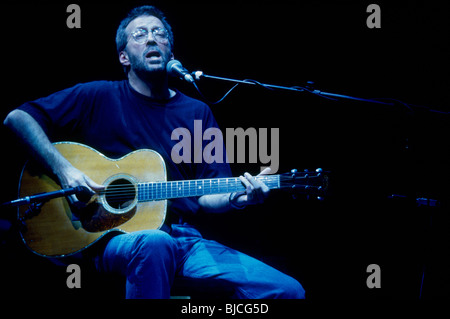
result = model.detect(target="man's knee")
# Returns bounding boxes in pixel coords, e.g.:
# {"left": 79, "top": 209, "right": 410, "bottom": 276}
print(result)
{"left": 276, "top": 276, "right": 306, "bottom": 299}
{"left": 124, "top": 230, "right": 176, "bottom": 298}
{"left": 285, "top": 278, "right": 306, "bottom": 299}
{"left": 132, "top": 229, "right": 175, "bottom": 258}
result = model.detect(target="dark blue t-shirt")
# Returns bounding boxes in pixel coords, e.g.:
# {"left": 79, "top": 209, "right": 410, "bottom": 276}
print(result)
{"left": 18, "top": 80, "right": 232, "bottom": 219}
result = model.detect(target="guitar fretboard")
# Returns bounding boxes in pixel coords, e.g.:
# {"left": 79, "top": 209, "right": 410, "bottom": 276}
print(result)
{"left": 137, "top": 175, "right": 280, "bottom": 201}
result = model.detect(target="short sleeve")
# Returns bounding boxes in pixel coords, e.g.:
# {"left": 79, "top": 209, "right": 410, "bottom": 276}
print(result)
{"left": 17, "top": 82, "right": 99, "bottom": 141}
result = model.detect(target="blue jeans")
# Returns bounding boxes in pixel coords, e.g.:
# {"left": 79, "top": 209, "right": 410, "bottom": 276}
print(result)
{"left": 94, "top": 224, "right": 305, "bottom": 299}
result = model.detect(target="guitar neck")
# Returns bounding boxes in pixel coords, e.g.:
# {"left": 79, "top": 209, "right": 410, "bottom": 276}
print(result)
{"left": 137, "top": 175, "right": 280, "bottom": 201}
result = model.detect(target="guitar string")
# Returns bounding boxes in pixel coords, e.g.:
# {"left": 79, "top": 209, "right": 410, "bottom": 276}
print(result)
{"left": 96, "top": 175, "right": 308, "bottom": 190}
{"left": 102, "top": 179, "right": 284, "bottom": 190}
{"left": 100, "top": 176, "right": 281, "bottom": 191}
{"left": 96, "top": 177, "right": 276, "bottom": 200}
{"left": 98, "top": 176, "right": 314, "bottom": 191}
{"left": 95, "top": 176, "right": 319, "bottom": 202}
{"left": 97, "top": 177, "right": 312, "bottom": 189}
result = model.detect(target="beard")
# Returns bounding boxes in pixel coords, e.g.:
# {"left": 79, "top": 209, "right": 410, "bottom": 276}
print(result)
{"left": 127, "top": 48, "right": 169, "bottom": 82}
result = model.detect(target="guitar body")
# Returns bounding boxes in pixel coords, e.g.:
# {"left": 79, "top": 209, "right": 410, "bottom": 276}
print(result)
{"left": 18, "top": 142, "right": 167, "bottom": 257}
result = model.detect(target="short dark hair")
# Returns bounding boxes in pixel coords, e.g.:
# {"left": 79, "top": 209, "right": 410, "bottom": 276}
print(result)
{"left": 115, "top": 5, "right": 174, "bottom": 54}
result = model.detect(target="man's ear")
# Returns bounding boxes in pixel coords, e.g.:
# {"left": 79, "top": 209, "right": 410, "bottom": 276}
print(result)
{"left": 119, "top": 51, "right": 130, "bottom": 67}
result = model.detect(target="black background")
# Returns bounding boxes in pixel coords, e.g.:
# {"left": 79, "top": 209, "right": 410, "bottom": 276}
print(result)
{"left": 1, "top": 0, "right": 449, "bottom": 300}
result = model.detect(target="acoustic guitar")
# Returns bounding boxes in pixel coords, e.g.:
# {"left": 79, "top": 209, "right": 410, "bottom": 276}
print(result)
{"left": 17, "top": 142, "right": 327, "bottom": 257}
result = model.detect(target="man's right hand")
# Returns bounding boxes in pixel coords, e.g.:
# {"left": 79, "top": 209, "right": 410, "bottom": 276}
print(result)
{"left": 57, "top": 165, "right": 105, "bottom": 208}
{"left": 4, "top": 110, "right": 104, "bottom": 208}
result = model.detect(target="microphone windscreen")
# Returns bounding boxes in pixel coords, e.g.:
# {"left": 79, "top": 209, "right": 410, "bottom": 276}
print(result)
{"left": 75, "top": 186, "right": 93, "bottom": 203}
{"left": 166, "top": 59, "right": 182, "bottom": 75}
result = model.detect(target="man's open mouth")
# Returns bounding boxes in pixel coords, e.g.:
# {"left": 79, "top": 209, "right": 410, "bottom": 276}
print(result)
{"left": 145, "top": 50, "right": 161, "bottom": 59}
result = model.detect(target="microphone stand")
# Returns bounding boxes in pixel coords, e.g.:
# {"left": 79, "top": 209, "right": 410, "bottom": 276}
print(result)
{"left": 1, "top": 186, "right": 89, "bottom": 208}
{"left": 1, "top": 186, "right": 90, "bottom": 230}
{"left": 194, "top": 70, "right": 436, "bottom": 298}
{"left": 193, "top": 71, "right": 397, "bottom": 107}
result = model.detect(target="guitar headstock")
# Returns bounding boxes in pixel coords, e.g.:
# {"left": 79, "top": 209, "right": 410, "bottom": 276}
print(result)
{"left": 279, "top": 168, "right": 329, "bottom": 198}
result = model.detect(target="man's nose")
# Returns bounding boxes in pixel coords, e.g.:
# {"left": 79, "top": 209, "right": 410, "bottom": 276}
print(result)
{"left": 146, "top": 32, "right": 157, "bottom": 44}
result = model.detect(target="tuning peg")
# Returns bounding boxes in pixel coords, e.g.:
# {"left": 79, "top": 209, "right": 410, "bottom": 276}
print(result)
{"left": 291, "top": 169, "right": 297, "bottom": 179}
{"left": 316, "top": 168, "right": 323, "bottom": 173}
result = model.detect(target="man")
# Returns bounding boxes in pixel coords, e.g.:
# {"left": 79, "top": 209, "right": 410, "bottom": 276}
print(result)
{"left": 4, "top": 5, "right": 305, "bottom": 299}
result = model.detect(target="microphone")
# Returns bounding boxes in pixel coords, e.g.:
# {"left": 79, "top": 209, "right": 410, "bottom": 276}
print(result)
{"left": 166, "top": 60, "right": 194, "bottom": 83}
{"left": 1, "top": 186, "right": 92, "bottom": 207}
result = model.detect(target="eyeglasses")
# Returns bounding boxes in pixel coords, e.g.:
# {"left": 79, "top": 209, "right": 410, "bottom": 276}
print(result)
{"left": 129, "top": 27, "right": 169, "bottom": 45}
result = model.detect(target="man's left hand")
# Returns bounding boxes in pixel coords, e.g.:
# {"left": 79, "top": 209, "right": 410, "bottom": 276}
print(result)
{"left": 234, "top": 167, "right": 271, "bottom": 206}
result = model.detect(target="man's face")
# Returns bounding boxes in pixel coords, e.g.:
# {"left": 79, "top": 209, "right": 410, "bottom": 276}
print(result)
{"left": 120, "top": 15, "right": 173, "bottom": 78}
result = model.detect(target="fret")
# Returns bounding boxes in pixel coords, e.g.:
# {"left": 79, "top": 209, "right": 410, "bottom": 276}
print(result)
{"left": 193, "top": 180, "right": 198, "bottom": 196}
{"left": 163, "top": 182, "right": 167, "bottom": 200}
{"left": 150, "top": 182, "right": 154, "bottom": 200}
{"left": 196, "top": 180, "right": 201, "bottom": 196}
{"left": 166, "top": 182, "right": 169, "bottom": 199}
{"left": 217, "top": 178, "right": 223, "bottom": 193}
{"left": 167, "top": 181, "right": 172, "bottom": 199}
{"left": 203, "top": 179, "right": 210, "bottom": 195}
{"left": 211, "top": 179, "right": 218, "bottom": 194}
{"left": 187, "top": 180, "right": 192, "bottom": 197}
{"left": 220, "top": 178, "right": 226, "bottom": 193}
{"left": 196, "top": 180, "right": 202, "bottom": 196}
{"left": 177, "top": 181, "right": 183, "bottom": 197}
{"left": 196, "top": 180, "right": 204, "bottom": 196}
{"left": 181, "top": 180, "right": 187, "bottom": 197}
{"left": 137, "top": 183, "right": 142, "bottom": 201}
{"left": 171, "top": 181, "right": 175, "bottom": 199}
{"left": 159, "top": 182, "right": 164, "bottom": 200}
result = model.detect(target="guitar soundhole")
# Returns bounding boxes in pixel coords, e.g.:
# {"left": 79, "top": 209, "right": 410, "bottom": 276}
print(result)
{"left": 104, "top": 178, "right": 136, "bottom": 210}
